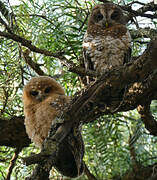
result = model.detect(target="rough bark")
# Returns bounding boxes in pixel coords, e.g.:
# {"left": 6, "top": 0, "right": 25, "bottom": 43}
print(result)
{"left": 0, "top": 116, "right": 31, "bottom": 148}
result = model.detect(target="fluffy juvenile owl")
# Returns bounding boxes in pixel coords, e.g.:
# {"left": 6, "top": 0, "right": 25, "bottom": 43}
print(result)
{"left": 23, "top": 76, "right": 69, "bottom": 148}
{"left": 83, "top": 3, "right": 131, "bottom": 79}
{"left": 23, "top": 76, "right": 85, "bottom": 178}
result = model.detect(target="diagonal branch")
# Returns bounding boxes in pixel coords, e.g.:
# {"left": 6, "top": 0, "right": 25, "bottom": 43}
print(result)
{"left": 0, "top": 30, "right": 98, "bottom": 78}
{"left": 137, "top": 102, "right": 157, "bottom": 136}
{"left": 0, "top": 30, "right": 63, "bottom": 57}
{"left": 6, "top": 147, "right": 22, "bottom": 180}
{"left": 22, "top": 49, "right": 46, "bottom": 76}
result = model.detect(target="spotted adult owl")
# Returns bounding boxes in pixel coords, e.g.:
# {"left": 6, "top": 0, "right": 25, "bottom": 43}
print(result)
{"left": 83, "top": 3, "right": 131, "bottom": 80}
{"left": 22, "top": 76, "right": 69, "bottom": 148}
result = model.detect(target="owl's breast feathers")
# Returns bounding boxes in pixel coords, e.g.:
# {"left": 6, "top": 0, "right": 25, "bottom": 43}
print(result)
{"left": 87, "top": 24, "right": 128, "bottom": 38}
{"left": 83, "top": 24, "right": 131, "bottom": 73}
{"left": 24, "top": 95, "right": 68, "bottom": 148}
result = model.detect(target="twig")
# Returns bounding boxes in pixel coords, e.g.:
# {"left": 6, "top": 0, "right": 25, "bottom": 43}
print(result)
{"left": 0, "top": 30, "right": 98, "bottom": 77}
{"left": 128, "top": 1, "right": 146, "bottom": 6}
{"left": 0, "top": 0, "right": 12, "bottom": 22}
{"left": 0, "top": 30, "right": 63, "bottom": 57}
{"left": 6, "top": 147, "right": 22, "bottom": 180}
{"left": 84, "top": 163, "right": 97, "bottom": 180}
{"left": 22, "top": 152, "right": 52, "bottom": 166}
{"left": 22, "top": 49, "right": 46, "bottom": 76}
{"left": 0, "top": 16, "right": 12, "bottom": 33}
{"left": 137, "top": 102, "right": 157, "bottom": 136}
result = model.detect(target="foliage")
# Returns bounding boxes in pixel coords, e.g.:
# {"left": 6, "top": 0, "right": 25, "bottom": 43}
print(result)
{"left": 0, "top": 0, "right": 157, "bottom": 179}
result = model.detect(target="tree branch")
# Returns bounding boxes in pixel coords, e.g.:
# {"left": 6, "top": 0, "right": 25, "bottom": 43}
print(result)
{"left": 0, "top": 30, "right": 63, "bottom": 57}
{"left": 84, "top": 163, "right": 97, "bottom": 180}
{"left": 130, "top": 28, "right": 157, "bottom": 40}
{"left": 137, "top": 102, "right": 157, "bottom": 136}
{"left": 22, "top": 49, "right": 46, "bottom": 76}
{"left": 6, "top": 147, "right": 22, "bottom": 180}
{"left": 0, "top": 116, "right": 31, "bottom": 148}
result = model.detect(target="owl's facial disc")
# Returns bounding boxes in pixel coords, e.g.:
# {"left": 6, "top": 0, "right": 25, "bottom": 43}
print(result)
{"left": 30, "top": 87, "right": 52, "bottom": 102}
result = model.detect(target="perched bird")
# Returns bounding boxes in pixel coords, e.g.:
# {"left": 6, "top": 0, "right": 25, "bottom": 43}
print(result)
{"left": 22, "top": 76, "right": 84, "bottom": 178}
{"left": 22, "top": 76, "right": 68, "bottom": 148}
{"left": 82, "top": 3, "right": 131, "bottom": 83}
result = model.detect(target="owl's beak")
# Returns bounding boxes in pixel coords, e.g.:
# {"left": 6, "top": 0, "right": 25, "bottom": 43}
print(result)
{"left": 105, "top": 22, "right": 109, "bottom": 28}
{"left": 102, "top": 20, "right": 109, "bottom": 28}
{"left": 36, "top": 92, "right": 45, "bottom": 102}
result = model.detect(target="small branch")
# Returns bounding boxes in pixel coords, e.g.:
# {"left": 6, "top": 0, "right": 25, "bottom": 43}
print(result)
{"left": 22, "top": 152, "right": 51, "bottom": 166}
{"left": 0, "top": 30, "right": 63, "bottom": 57}
{"left": 137, "top": 102, "right": 157, "bottom": 136}
{"left": 6, "top": 147, "right": 22, "bottom": 180}
{"left": 84, "top": 163, "right": 97, "bottom": 180}
{"left": 0, "top": 16, "right": 12, "bottom": 33}
{"left": 130, "top": 28, "right": 157, "bottom": 40}
{"left": 128, "top": 1, "right": 146, "bottom": 6}
{"left": 22, "top": 49, "right": 46, "bottom": 76}
{"left": 0, "top": 1, "right": 12, "bottom": 22}
{"left": 0, "top": 30, "right": 98, "bottom": 78}
{"left": 137, "top": 2, "right": 157, "bottom": 14}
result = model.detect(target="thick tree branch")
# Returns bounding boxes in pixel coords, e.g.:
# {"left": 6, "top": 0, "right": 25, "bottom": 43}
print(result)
{"left": 0, "top": 116, "right": 31, "bottom": 148}
{"left": 66, "top": 39, "right": 157, "bottom": 124}
{"left": 137, "top": 103, "right": 157, "bottom": 136}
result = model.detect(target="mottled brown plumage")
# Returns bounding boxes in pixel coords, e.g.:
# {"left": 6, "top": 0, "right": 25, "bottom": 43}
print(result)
{"left": 83, "top": 3, "right": 131, "bottom": 79}
{"left": 23, "top": 76, "right": 68, "bottom": 148}
{"left": 22, "top": 76, "right": 84, "bottom": 178}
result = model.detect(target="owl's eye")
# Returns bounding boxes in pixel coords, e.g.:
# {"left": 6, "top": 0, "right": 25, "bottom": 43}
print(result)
{"left": 97, "top": 13, "right": 103, "bottom": 21}
{"left": 111, "top": 11, "right": 119, "bottom": 20}
{"left": 30, "top": 91, "right": 38, "bottom": 96}
{"left": 44, "top": 87, "right": 51, "bottom": 93}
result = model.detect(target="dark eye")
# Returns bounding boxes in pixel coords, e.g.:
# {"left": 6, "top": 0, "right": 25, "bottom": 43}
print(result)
{"left": 111, "top": 11, "right": 119, "bottom": 20}
{"left": 44, "top": 87, "right": 51, "bottom": 93}
{"left": 97, "top": 13, "right": 103, "bottom": 21}
{"left": 30, "top": 91, "right": 38, "bottom": 96}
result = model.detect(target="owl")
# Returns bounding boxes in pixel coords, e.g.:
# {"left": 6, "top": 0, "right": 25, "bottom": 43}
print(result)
{"left": 82, "top": 3, "right": 131, "bottom": 82}
{"left": 23, "top": 76, "right": 84, "bottom": 178}
{"left": 22, "top": 76, "right": 69, "bottom": 148}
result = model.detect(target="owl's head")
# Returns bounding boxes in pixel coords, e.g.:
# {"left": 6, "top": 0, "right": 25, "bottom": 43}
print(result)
{"left": 88, "top": 3, "right": 126, "bottom": 28}
{"left": 23, "top": 76, "right": 65, "bottom": 104}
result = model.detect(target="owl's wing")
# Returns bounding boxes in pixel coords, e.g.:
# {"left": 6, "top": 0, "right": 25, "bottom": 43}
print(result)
{"left": 123, "top": 30, "right": 132, "bottom": 64}
{"left": 124, "top": 46, "right": 132, "bottom": 64}
{"left": 82, "top": 32, "right": 94, "bottom": 71}
{"left": 82, "top": 48, "right": 94, "bottom": 71}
